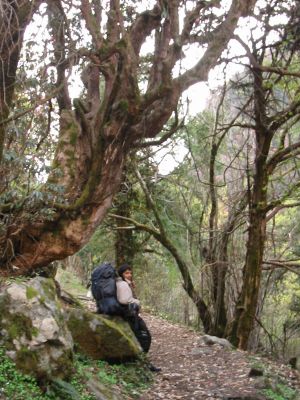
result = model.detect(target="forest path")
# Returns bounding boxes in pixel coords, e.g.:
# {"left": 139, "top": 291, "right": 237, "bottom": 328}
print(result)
{"left": 140, "top": 313, "right": 299, "bottom": 400}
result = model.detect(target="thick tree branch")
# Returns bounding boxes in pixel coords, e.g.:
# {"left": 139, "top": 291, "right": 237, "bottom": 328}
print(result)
{"left": 134, "top": 109, "right": 183, "bottom": 148}
{"left": 129, "top": 5, "right": 162, "bottom": 56}
{"left": 177, "top": 0, "right": 257, "bottom": 91}
{"left": 267, "top": 144, "right": 300, "bottom": 175}
{"left": 47, "top": 0, "right": 72, "bottom": 111}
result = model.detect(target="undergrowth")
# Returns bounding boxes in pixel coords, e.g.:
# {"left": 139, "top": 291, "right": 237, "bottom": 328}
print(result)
{"left": 0, "top": 347, "right": 49, "bottom": 400}
{"left": 0, "top": 347, "right": 152, "bottom": 400}
{"left": 262, "top": 384, "right": 297, "bottom": 400}
{"left": 248, "top": 356, "right": 298, "bottom": 400}
{"left": 96, "top": 355, "right": 153, "bottom": 398}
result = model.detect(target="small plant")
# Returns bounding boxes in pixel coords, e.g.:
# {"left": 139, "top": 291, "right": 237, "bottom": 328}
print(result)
{"left": 247, "top": 356, "right": 298, "bottom": 400}
{"left": 0, "top": 348, "right": 97, "bottom": 400}
{"left": 262, "top": 383, "right": 297, "bottom": 400}
{"left": 0, "top": 347, "right": 48, "bottom": 400}
{"left": 0, "top": 344, "right": 152, "bottom": 399}
{"left": 96, "top": 356, "right": 153, "bottom": 398}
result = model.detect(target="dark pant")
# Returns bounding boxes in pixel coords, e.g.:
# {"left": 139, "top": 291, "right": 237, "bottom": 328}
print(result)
{"left": 125, "top": 315, "right": 151, "bottom": 353}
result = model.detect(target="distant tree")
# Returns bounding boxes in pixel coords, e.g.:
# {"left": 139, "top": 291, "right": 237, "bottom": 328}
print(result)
{"left": 0, "top": 0, "right": 256, "bottom": 274}
{"left": 226, "top": 0, "right": 300, "bottom": 349}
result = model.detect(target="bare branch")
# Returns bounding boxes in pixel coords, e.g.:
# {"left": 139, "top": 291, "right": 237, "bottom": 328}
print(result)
{"left": 263, "top": 260, "right": 300, "bottom": 276}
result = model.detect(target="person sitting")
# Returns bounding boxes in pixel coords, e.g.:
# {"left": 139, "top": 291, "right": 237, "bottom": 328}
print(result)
{"left": 116, "top": 264, "right": 140, "bottom": 310}
{"left": 116, "top": 263, "right": 161, "bottom": 372}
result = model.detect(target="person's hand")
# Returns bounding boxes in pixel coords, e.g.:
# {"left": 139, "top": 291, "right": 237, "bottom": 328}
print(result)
{"left": 131, "top": 280, "right": 136, "bottom": 289}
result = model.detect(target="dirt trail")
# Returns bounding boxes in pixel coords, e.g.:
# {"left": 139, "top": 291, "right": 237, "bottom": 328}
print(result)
{"left": 140, "top": 313, "right": 300, "bottom": 400}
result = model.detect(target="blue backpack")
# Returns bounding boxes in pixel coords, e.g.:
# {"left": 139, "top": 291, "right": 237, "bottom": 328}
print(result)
{"left": 91, "top": 263, "right": 124, "bottom": 315}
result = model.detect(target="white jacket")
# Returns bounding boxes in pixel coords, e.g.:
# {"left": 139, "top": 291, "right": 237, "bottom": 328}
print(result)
{"left": 116, "top": 277, "right": 140, "bottom": 306}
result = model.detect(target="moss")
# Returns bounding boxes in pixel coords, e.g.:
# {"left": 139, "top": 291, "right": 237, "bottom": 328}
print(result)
{"left": 65, "top": 149, "right": 75, "bottom": 158}
{"left": 67, "top": 310, "right": 140, "bottom": 361}
{"left": 15, "top": 346, "right": 39, "bottom": 376}
{"left": 40, "top": 278, "right": 57, "bottom": 301}
{"left": 54, "top": 350, "right": 74, "bottom": 380}
{"left": 72, "top": 175, "right": 97, "bottom": 208}
{"left": 69, "top": 127, "right": 78, "bottom": 146}
{"left": 31, "top": 327, "right": 39, "bottom": 337}
{"left": 118, "top": 99, "right": 129, "bottom": 112}
{"left": 26, "top": 286, "right": 39, "bottom": 300}
{"left": 39, "top": 295, "right": 46, "bottom": 303}
{"left": 7, "top": 313, "right": 35, "bottom": 340}
{"left": 98, "top": 45, "right": 109, "bottom": 58}
{"left": 116, "top": 38, "right": 127, "bottom": 49}
{"left": 0, "top": 292, "right": 10, "bottom": 313}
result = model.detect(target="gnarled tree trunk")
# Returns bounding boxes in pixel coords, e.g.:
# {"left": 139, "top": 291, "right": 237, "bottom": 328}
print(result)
{"left": 0, "top": 0, "right": 257, "bottom": 275}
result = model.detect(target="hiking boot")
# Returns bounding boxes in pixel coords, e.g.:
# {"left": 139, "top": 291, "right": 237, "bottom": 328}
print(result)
{"left": 149, "top": 364, "right": 161, "bottom": 372}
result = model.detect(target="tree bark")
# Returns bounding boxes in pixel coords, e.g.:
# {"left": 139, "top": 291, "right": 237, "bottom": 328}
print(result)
{"left": 0, "top": 0, "right": 42, "bottom": 163}
{"left": 226, "top": 67, "right": 273, "bottom": 349}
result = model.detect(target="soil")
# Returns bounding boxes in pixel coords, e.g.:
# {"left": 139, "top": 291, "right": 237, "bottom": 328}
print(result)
{"left": 139, "top": 313, "right": 300, "bottom": 400}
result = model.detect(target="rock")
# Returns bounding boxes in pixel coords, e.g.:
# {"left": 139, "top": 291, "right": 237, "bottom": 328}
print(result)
{"left": 0, "top": 277, "right": 74, "bottom": 381}
{"left": 86, "top": 377, "right": 125, "bottom": 400}
{"left": 66, "top": 307, "right": 142, "bottom": 361}
{"left": 202, "top": 334, "right": 234, "bottom": 349}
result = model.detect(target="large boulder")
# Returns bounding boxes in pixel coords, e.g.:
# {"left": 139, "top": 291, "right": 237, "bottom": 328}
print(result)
{"left": 0, "top": 277, "right": 74, "bottom": 381}
{"left": 66, "top": 307, "right": 142, "bottom": 360}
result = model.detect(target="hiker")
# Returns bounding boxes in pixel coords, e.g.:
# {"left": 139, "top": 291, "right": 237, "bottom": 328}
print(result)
{"left": 116, "top": 263, "right": 161, "bottom": 372}
{"left": 116, "top": 263, "right": 140, "bottom": 310}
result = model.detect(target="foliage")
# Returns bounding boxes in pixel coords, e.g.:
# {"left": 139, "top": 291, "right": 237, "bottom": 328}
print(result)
{"left": 78, "top": 226, "right": 116, "bottom": 270}
{"left": 67, "top": 353, "right": 153, "bottom": 400}
{"left": 96, "top": 357, "right": 153, "bottom": 399}
{"left": 262, "top": 384, "right": 297, "bottom": 400}
{"left": 0, "top": 342, "right": 153, "bottom": 400}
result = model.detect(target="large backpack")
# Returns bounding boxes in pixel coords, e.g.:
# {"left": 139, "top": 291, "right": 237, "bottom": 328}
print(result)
{"left": 91, "top": 263, "right": 124, "bottom": 316}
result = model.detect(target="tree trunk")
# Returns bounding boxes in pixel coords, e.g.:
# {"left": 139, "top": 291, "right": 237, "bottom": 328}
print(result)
{"left": 227, "top": 203, "right": 267, "bottom": 349}
{"left": 226, "top": 65, "right": 273, "bottom": 349}
{"left": 114, "top": 171, "right": 137, "bottom": 267}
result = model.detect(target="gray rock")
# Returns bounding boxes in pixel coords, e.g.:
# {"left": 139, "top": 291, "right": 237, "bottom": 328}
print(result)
{"left": 86, "top": 377, "right": 125, "bottom": 400}
{"left": 0, "top": 276, "right": 142, "bottom": 384}
{"left": 202, "top": 334, "right": 234, "bottom": 349}
{"left": 0, "top": 277, "right": 74, "bottom": 380}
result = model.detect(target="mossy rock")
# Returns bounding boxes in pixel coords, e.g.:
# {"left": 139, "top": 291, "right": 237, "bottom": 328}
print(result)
{"left": 0, "top": 277, "right": 74, "bottom": 380}
{"left": 66, "top": 308, "right": 142, "bottom": 361}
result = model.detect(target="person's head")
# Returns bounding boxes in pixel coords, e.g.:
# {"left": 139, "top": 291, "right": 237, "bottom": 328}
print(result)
{"left": 118, "top": 263, "right": 132, "bottom": 281}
